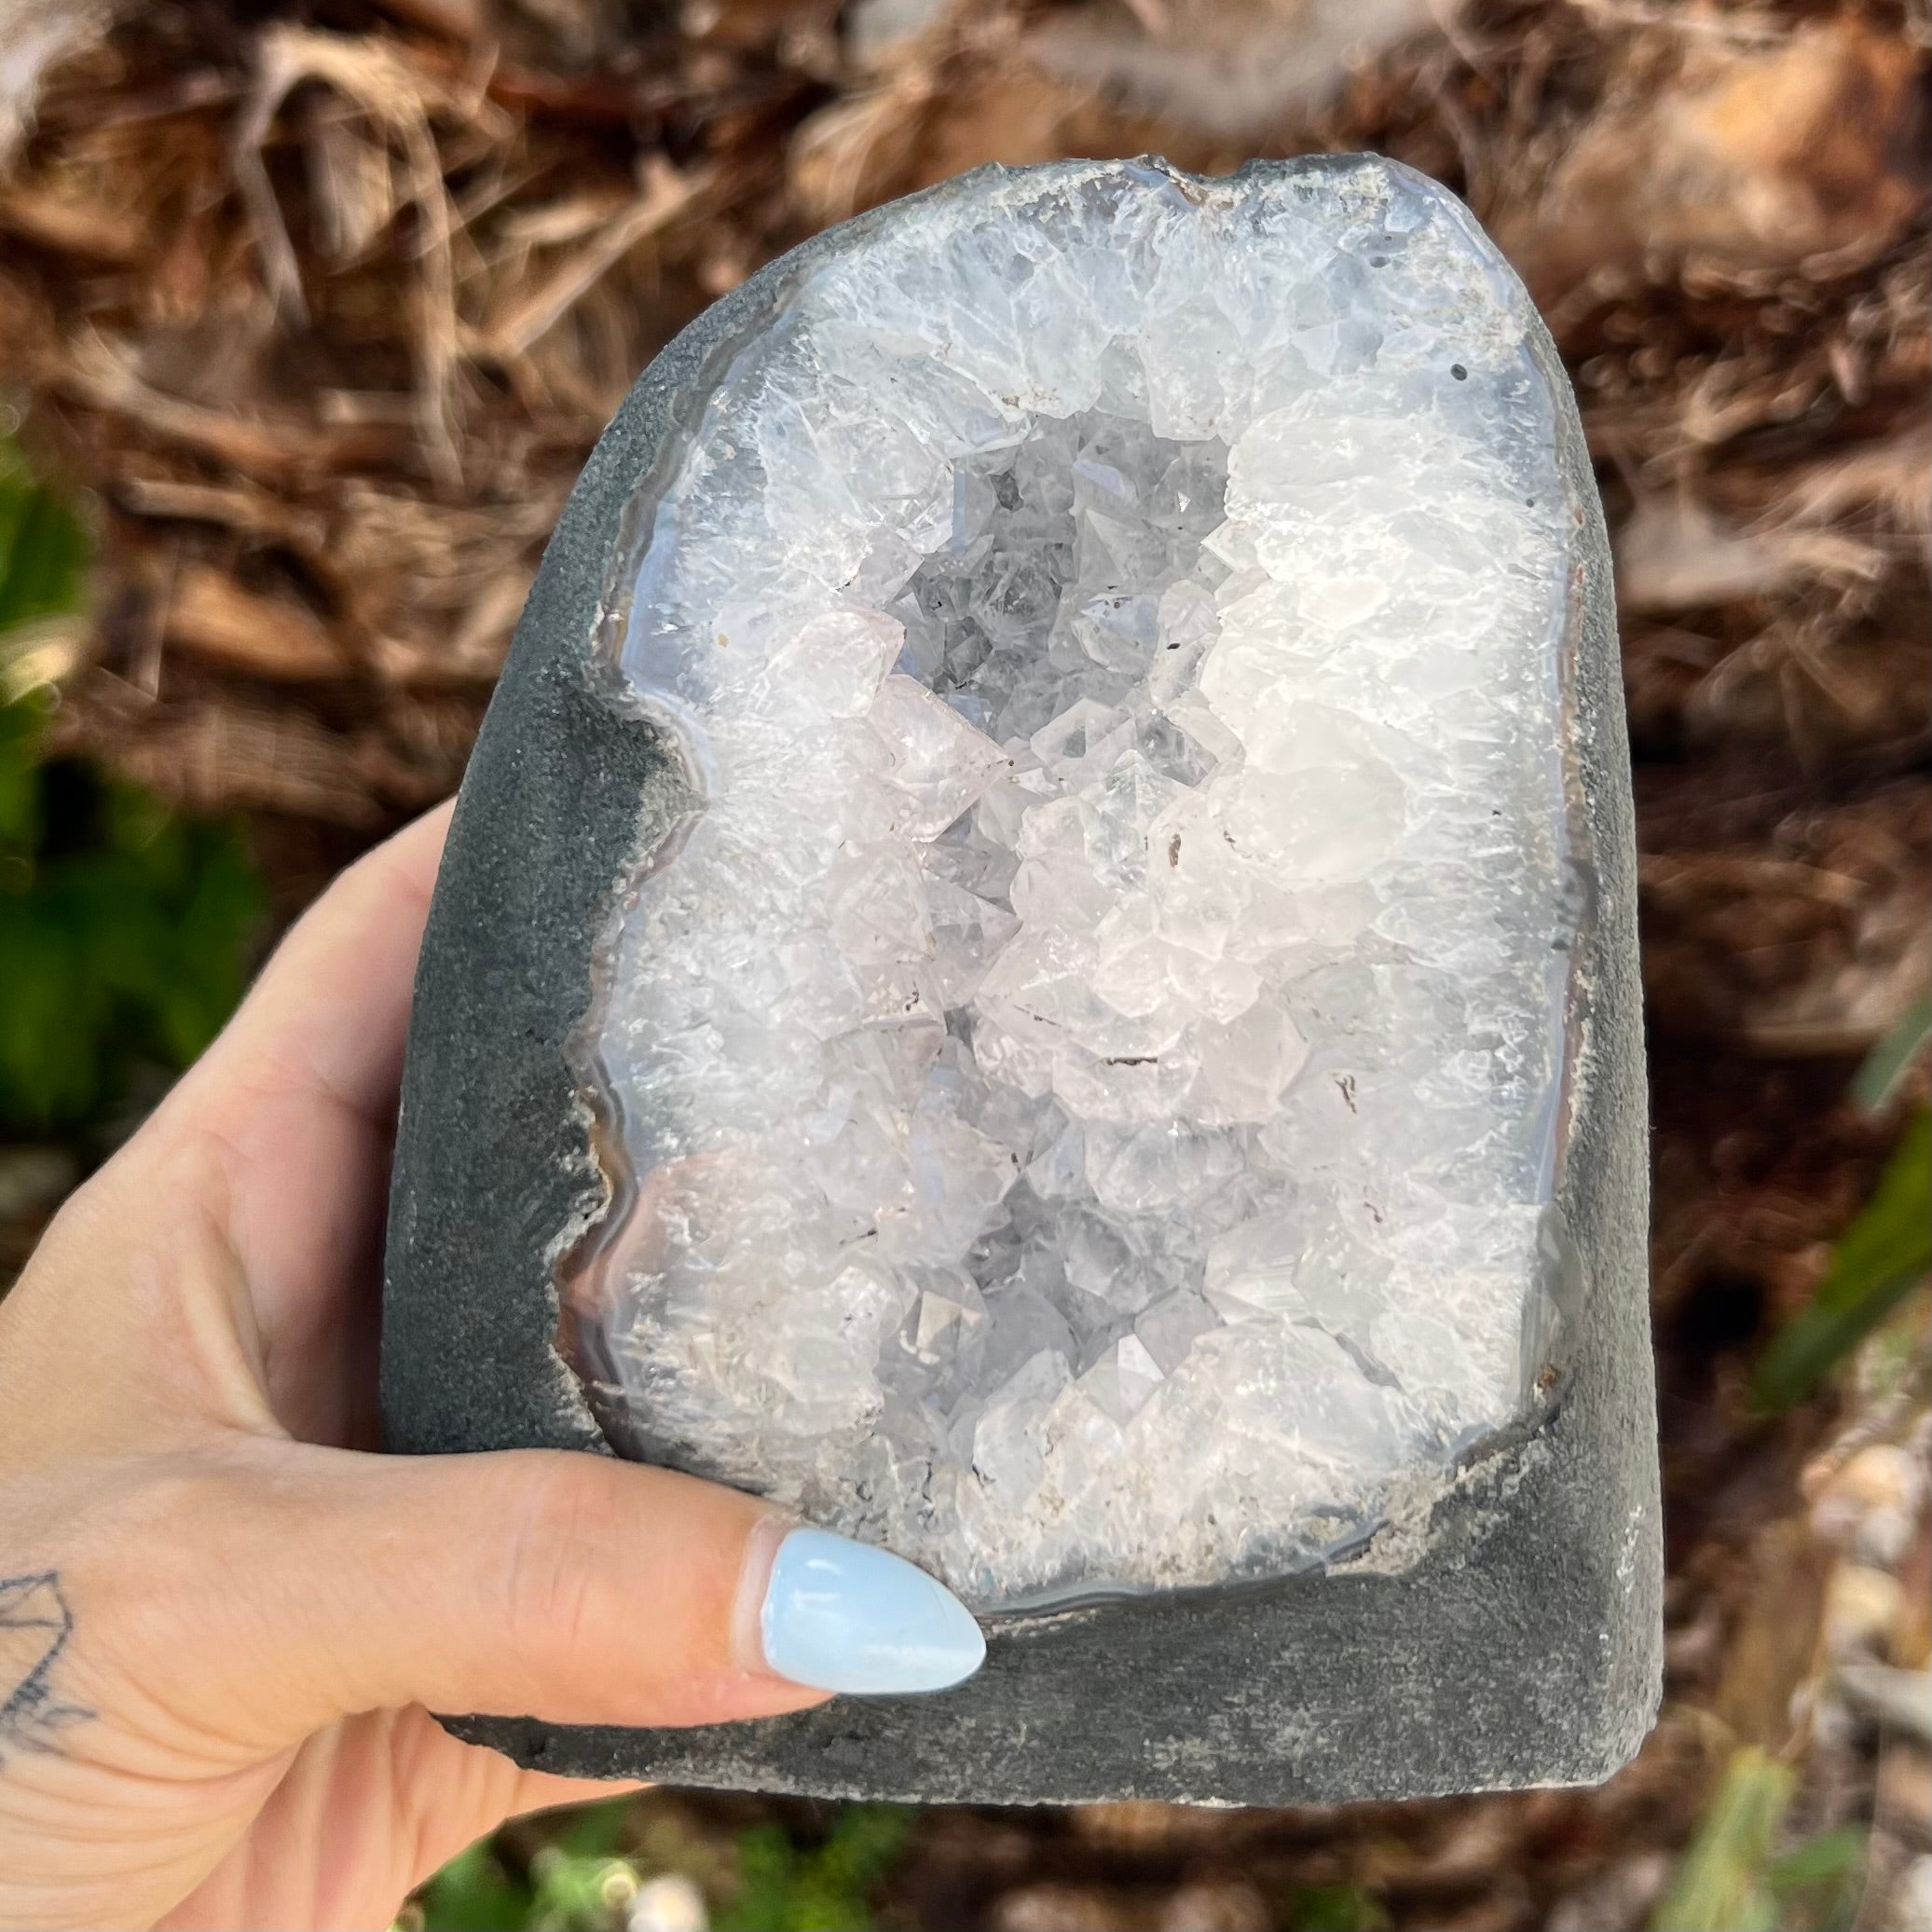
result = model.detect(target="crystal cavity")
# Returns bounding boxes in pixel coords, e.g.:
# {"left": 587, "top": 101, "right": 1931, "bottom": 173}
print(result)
{"left": 566, "top": 158, "right": 1586, "bottom": 1609}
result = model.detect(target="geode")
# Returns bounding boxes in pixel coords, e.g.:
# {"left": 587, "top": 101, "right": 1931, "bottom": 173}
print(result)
{"left": 383, "top": 155, "right": 1661, "bottom": 1803}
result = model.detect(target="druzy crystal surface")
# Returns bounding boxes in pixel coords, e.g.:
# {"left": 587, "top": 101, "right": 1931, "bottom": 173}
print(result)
{"left": 566, "top": 158, "right": 1586, "bottom": 1609}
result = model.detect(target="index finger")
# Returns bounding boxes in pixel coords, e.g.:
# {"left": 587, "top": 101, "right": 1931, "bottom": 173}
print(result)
{"left": 181, "top": 798, "right": 456, "bottom": 1132}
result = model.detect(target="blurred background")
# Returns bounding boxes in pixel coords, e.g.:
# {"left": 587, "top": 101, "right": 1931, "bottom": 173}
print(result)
{"left": 0, "top": 1, "right": 1926, "bottom": 1927}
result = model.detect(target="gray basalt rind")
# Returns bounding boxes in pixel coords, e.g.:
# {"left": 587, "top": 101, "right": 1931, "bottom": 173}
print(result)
{"left": 380, "top": 154, "right": 1661, "bottom": 1805}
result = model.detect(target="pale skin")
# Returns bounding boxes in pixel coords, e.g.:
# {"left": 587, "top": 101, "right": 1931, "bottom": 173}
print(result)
{"left": 0, "top": 802, "right": 830, "bottom": 1932}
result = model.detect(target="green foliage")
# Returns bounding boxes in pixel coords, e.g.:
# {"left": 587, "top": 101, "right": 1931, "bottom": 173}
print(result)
{"left": 1751, "top": 1110, "right": 1932, "bottom": 1412}
{"left": 0, "top": 686, "right": 41, "bottom": 850}
{"left": 525, "top": 1801, "right": 642, "bottom": 1932}
{"left": 0, "top": 441, "right": 266, "bottom": 1133}
{"left": 412, "top": 1842, "right": 531, "bottom": 1932}
{"left": 412, "top": 1803, "right": 637, "bottom": 1932}
{"left": 715, "top": 1807, "right": 913, "bottom": 1932}
{"left": 0, "top": 755, "right": 267, "bottom": 1129}
{"left": 546, "top": 1799, "right": 637, "bottom": 1863}
{"left": 411, "top": 1804, "right": 913, "bottom": 1932}
{"left": 1763, "top": 1826, "right": 1867, "bottom": 1932}
{"left": 524, "top": 1853, "right": 639, "bottom": 1932}
{"left": 1851, "top": 992, "right": 1932, "bottom": 1114}
{"left": 1651, "top": 1747, "right": 1795, "bottom": 1932}
{"left": 0, "top": 437, "right": 89, "bottom": 639}
{"left": 1287, "top": 1883, "right": 1392, "bottom": 1931}
{"left": 1651, "top": 1750, "right": 1868, "bottom": 1932}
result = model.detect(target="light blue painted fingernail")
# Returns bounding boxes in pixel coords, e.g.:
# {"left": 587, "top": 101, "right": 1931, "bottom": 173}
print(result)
{"left": 759, "top": 1527, "right": 986, "bottom": 1694}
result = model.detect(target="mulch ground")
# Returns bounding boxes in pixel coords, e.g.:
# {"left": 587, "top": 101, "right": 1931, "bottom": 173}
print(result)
{"left": 1, "top": 2, "right": 1926, "bottom": 1926}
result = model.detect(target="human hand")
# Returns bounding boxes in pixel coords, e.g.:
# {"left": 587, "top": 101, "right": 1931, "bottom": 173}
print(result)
{"left": 0, "top": 802, "right": 983, "bottom": 1932}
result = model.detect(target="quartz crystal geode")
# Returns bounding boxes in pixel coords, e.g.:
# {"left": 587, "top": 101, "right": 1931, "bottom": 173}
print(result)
{"left": 563, "top": 158, "right": 1588, "bottom": 1608}
{"left": 385, "top": 155, "right": 1660, "bottom": 1802}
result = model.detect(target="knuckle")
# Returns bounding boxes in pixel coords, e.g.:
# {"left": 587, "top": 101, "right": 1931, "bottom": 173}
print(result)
{"left": 498, "top": 1455, "right": 623, "bottom": 1665}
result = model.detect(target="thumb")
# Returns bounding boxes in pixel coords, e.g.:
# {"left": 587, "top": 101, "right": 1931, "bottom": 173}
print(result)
{"left": 107, "top": 1440, "right": 984, "bottom": 1754}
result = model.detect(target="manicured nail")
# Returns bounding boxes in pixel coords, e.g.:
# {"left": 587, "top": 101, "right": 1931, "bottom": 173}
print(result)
{"left": 757, "top": 1526, "right": 986, "bottom": 1694}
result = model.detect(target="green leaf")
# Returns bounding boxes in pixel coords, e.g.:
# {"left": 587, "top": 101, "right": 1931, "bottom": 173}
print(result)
{"left": 1751, "top": 1112, "right": 1932, "bottom": 1411}
{"left": 0, "top": 439, "right": 267, "bottom": 1135}
{"left": 1766, "top": 1823, "right": 1865, "bottom": 1889}
{"left": 1852, "top": 993, "right": 1932, "bottom": 1115}
{"left": 0, "top": 688, "right": 46, "bottom": 852}
{"left": 0, "top": 897, "right": 102, "bottom": 1123}
{"left": 0, "top": 437, "right": 88, "bottom": 637}
{"left": 410, "top": 1840, "right": 532, "bottom": 1932}
{"left": 0, "top": 787, "right": 267, "bottom": 1131}
{"left": 716, "top": 1824, "right": 797, "bottom": 1932}
{"left": 1650, "top": 1747, "right": 1794, "bottom": 1932}
{"left": 528, "top": 1848, "right": 637, "bottom": 1932}
{"left": 1766, "top": 1824, "right": 1866, "bottom": 1932}
{"left": 1290, "top": 1884, "right": 1393, "bottom": 1931}
{"left": 715, "top": 1809, "right": 911, "bottom": 1932}
{"left": 814, "top": 1805, "right": 912, "bottom": 1894}
{"left": 546, "top": 1797, "right": 636, "bottom": 1862}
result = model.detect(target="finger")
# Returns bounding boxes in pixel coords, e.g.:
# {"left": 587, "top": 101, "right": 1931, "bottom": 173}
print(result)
{"left": 504, "top": 1769, "right": 649, "bottom": 1818}
{"left": 149, "top": 1709, "right": 644, "bottom": 1932}
{"left": 138, "top": 800, "right": 453, "bottom": 1437}
{"left": 7, "top": 801, "right": 459, "bottom": 1451}
{"left": 87, "top": 1443, "right": 983, "bottom": 1760}
{"left": 178, "top": 798, "right": 456, "bottom": 1133}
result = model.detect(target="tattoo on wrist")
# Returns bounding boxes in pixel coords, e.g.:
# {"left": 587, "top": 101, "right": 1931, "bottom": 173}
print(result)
{"left": 0, "top": 1572, "right": 93, "bottom": 1764}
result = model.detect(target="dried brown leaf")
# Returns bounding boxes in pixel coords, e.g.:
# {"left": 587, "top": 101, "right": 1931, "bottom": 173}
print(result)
{"left": 164, "top": 564, "right": 351, "bottom": 681}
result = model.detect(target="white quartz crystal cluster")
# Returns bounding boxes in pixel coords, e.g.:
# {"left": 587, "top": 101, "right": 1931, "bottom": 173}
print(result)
{"left": 573, "top": 159, "right": 1583, "bottom": 1607}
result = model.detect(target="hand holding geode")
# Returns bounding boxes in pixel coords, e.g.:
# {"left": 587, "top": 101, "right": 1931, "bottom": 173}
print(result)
{"left": 383, "top": 156, "right": 1660, "bottom": 1804}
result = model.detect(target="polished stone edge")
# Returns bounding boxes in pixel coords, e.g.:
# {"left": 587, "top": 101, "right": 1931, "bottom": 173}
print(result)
{"left": 380, "top": 153, "right": 1662, "bottom": 1805}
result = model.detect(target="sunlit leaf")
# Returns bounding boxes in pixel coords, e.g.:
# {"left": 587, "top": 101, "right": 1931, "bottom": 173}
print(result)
{"left": 1852, "top": 992, "right": 1932, "bottom": 1115}
{"left": 411, "top": 1840, "right": 530, "bottom": 1932}
{"left": 1766, "top": 1823, "right": 1865, "bottom": 1888}
{"left": 1751, "top": 1112, "right": 1932, "bottom": 1412}
{"left": 0, "top": 441, "right": 88, "bottom": 637}
{"left": 715, "top": 1808, "right": 912, "bottom": 1932}
{"left": 1766, "top": 1824, "right": 1866, "bottom": 1932}
{"left": 1650, "top": 1747, "right": 1794, "bottom": 1932}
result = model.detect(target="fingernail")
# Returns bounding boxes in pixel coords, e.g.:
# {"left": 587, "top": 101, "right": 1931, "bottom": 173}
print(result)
{"left": 756, "top": 1526, "right": 986, "bottom": 1695}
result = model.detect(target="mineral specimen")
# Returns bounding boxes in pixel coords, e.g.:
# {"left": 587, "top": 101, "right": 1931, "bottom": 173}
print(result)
{"left": 564, "top": 157, "right": 1591, "bottom": 1610}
